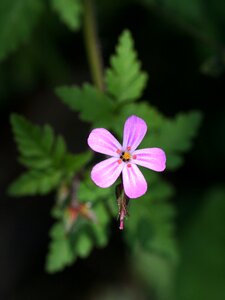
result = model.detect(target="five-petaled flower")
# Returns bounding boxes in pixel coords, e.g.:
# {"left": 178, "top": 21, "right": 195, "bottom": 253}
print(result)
{"left": 87, "top": 115, "right": 166, "bottom": 199}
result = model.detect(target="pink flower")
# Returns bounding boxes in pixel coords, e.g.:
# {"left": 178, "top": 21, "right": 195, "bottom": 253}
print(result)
{"left": 87, "top": 115, "right": 166, "bottom": 199}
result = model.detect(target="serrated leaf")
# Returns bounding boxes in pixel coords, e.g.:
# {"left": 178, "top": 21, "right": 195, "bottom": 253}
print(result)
{"left": 56, "top": 83, "right": 115, "bottom": 126}
{"left": 10, "top": 114, "right": 55, "bottom": 160}
{"left": 153, "top": 111, "right": 203, "bottom": 170}
{"left": 113, "top": 103, "right": 202, "bottom": 170}
{"left": 0, "top": 0, "right": 43, "bottom": 61}
{"left": 51, "top": 0, "right": 82, "bottom": 31}
{"left": 9, "top": 114, "right": 90, "bottom": 197}
{"left": 46, "top": 222, "right": 74, "bottom": 273}
{"left": 162, "top": 112, "right": 203, "bottom": 152}
{"left": 8, "top": 169, "right": 62, "bottom": 196}
{"left": 106, "top": 30, "right": 148, "bottom": 102}
{"left": 113, "top": 102, "right": 164, "bottom": 138}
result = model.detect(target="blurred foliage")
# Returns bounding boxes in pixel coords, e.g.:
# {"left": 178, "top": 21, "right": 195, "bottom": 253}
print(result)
{"left": 0, "top": 0, "right": 44, "bottom": 61}
{"left": 125, "top": 173, "right": 177, "bottom": 261}
{"left": 175, "top": 186, "right": 225, "bottom": 300}
{"left": 4, "top": 0, "right": 207, "bottom": 298}
{"left": 50, "top": 0, "right": 83, "bottom": 31}
{"left": 47, "top": 199, "right": 111, "bottom": 273}
{"left": 0, "top": 0, "right": 83, "bottom": 63}
{"left": 133, "top": 250, "right": 176, "bottom": 300}
{"left": 126, "top": 173, "right": 177, "bottom": 300}
{"left": 140, "top": 0, "right": 225, "bottom": 76}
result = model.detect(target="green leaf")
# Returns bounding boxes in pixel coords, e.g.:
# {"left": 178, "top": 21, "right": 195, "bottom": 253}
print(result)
{"left": 50, "top": 0, "right": 83, "bottom": 31}
{"left": 10, "top": 114, "right": 66, "bottom": 169}
{"left": 113, "top": 103, "right": 202, "bottom": 170}
{"left": 153, "top": 111, "right": 203, "bottom": 170}
{"left": 11, "top": 114, "right": 53, "bottom": 159}
{"left": 124, "top": 175, "right": 177, "bottom": 300}
{"left": 77, "top": 174, "right": 114, "bottom": 203}
{"left": 75, "top": 232, "right": 93, "bottom": 258}
{"left": 46, "top": 222, "right": 74, "bottom": 273}
{"left": 64, "top": 151, "right": 92, "bottom": 177}
{"left": 125, "top": 176, "right": 177, "bottom": 261}
{"left": 46, "top": 173, "right": 113, "bottom": 273}
{"left": 0, "top": 0, "right": 43, "bottom": 61}
{"left": 106, "top": 30, "right": 148, "bottom": 102}
{"left": 9, "top": 114, "right": 91, "bottom": 196}
{"left": 113, "top": 102, "right": 164, "bottom": 138}
{"left": 56, "top": 83, "right": 115, "bottom": 126}
{"left": 8, "top": 169, "right": 62, "bottom": 196}
{"left": 46, "top": 200, "right": 111, "bottom": 273}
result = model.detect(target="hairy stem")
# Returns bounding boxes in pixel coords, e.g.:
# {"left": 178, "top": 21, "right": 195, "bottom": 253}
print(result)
{"left": 83, "top": 0, "right": 104, "bottom": 91}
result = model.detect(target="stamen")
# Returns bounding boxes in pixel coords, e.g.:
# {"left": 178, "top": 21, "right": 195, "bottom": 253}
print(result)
{"left": 127, "top": 164, "right": 132, "bottom": 168}
{"left": 127, "top": 146, "right": 131, "bottom": 151}
{"left": 132, "top": 154, "right": 137, "bottom": 159}
{"left": 117, "top": 159, "right": 122, "bottom": 164}
{"left": 123, "top": 152, "right": 131, "bottom": 160}
{"left": 116, "top": 149, "right": 121, "bottom": 154}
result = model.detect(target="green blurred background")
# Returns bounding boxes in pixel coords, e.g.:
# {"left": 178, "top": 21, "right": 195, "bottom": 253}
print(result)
{"left": 0, "top": 0, "right": 225, "bottom": 299}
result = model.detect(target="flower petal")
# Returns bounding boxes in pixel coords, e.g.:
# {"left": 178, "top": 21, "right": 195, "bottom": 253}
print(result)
{"left": 122, "top": 164, "right": 147, "bottom": 198}
{"left": 91, "top": 157, "right": 124, "bottom": 188}
{"left": 88, "top": 128, "right": 122, "bottom": 156}
{"left": 122, "top": 115, "right": 147, "bottom": 152}
{"left": 133, "top": 148, "right": 166, "bottom": 172}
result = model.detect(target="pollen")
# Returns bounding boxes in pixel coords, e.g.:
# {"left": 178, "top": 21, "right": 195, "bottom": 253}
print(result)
{"left": 121, "top": 151, "right": 131, "bottom": 162}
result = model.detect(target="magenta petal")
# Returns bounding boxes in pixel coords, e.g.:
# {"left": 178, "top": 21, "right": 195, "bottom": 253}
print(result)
{"left": 133, "top": 148, "right": 166, "bottom": 172}
{"left": 122, "top": 115, "right": 147, "bottom": 152}
{"left": 88, "top": 128, "right": 122, "bottom": 156}
{"left": 122, "top": 164, "right": 147, "bottom": 198}
{"left": 91, "top": 157, "right": 124, "bottom": 188}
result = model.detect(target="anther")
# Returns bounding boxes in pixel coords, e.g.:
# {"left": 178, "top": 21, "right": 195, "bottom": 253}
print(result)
{"left": 127, "top": 146, "right": 131, "bottom": 151}
{"left": 132, "top": 155, "right": 137, "bottom": 159}
{"left": 127, "top": 164, "right": 132, "bottom": 168}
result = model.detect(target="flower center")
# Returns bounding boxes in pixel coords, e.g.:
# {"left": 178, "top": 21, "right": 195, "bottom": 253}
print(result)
{"left": 120, "top": 151, "right": 131, "bottom": 162}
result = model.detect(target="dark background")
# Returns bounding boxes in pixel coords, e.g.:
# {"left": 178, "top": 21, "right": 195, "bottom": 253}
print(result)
{"left": 1, "top": 1, "right": 225, "bottom": 300}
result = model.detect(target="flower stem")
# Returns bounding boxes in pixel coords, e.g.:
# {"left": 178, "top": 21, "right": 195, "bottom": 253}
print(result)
{"left": 83, "top": 0, "right": 104, "bottom": 91}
